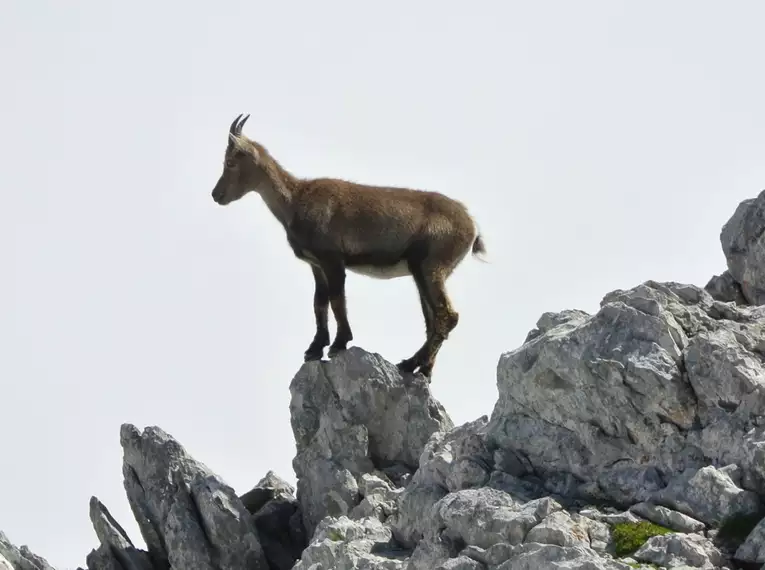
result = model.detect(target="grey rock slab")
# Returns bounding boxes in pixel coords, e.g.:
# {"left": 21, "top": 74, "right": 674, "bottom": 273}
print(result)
{"left": 86, "top": 497, "right": 153, "bottom": 570}
{"left": 494, "top": 543, "right": 632, "bottom": 570}
{"left": 240, "top": 470, "right": 296, "bottom": 514}
{"left": 685, "top": 328, "right": 765, "bottom": 423}
{"left": 486, "top": 278, "right": 765, "bottom": 506}
{"left": 293, "top": 516, "right": 407, "bottom": 570}
{"left": 720, "top": 189, "right": 765, "bottom": 305}
{"left": 524, "top": 510, "right": 591, "bottom": 548}
{"left": 705, "top": 271, "right": 747, "bottom": 304}
{"left": 433, "top": 489, "right": 562, "bottom": 550}
{"left": 633, "top": 533, "right": 728, "bottom": 569}
{"left": 390, "top": 416, "right": 495, "bottom": 547}
{"left": 435, "top": 556, "right": 485, "bottom": 569}
{"left": 0, "top": 531, "right": 56, "bottom": 570}
{"left": 290, "top": 347, "right": 452, "bottom": 536}
{"left": 120, "top": 424, "right": 269, "bottom": 570}
{"left": 578, "top": 508, "right": 643, "bottom": 525}
{"left": 629, "top": 502, "right": 706, "bottom": 533}
{"left": 735, "top": 516, "right": 765, "bottom": 563}
{"left": 653, "top": 465, "right": 762, "bottom": 526}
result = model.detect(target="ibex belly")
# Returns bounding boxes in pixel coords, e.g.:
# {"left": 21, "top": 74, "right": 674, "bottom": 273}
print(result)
{"left": 348, "top": 261, "right": 410, "bottom": 279}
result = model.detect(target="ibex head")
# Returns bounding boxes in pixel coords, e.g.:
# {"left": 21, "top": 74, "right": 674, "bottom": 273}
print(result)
{"left": 211, "top": 114, "right": 268, "bottom": 205}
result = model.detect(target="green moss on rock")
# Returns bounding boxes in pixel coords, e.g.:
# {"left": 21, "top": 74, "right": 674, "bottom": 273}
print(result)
{"left": 612, "top": 520, "right": 672, "bottom": 557}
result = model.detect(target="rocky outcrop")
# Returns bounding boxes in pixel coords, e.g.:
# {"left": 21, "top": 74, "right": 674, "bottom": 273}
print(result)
{"left": 714, "top": 189, "right": 765, "bottom": 305}
{"left": 289, "top": 346, "right": 452, "bottom": 536}
{"left": 5, "top": 191, "right": 765, "bottom": 570}
{"left": 0, "top": 532, "right": 55, "bottom": 570}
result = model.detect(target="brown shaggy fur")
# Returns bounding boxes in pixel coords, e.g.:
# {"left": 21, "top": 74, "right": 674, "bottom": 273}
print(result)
{"left": 211, "top": 114, "right": 486, "bottom": 377}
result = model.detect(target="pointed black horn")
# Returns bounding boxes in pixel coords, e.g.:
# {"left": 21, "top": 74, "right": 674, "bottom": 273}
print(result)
{"left": 238, "top": 114, "right": 250, "bottom": 133}
{"left": 229, "top": 113, "right": 244, "bottom": 135}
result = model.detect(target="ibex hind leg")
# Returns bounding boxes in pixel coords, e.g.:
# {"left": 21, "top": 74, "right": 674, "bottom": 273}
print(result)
{"left": 398, "top": 261, "right": 458, "bottom": 378}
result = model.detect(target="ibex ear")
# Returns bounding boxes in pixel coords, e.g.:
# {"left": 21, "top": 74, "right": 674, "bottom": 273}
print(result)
{"left": 227, "top": 132, "right": 261, "bottom": 161}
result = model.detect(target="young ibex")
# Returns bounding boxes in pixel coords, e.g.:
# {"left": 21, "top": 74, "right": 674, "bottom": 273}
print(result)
{"left": 211, "top": 114, "right": 487, "bottom": 377}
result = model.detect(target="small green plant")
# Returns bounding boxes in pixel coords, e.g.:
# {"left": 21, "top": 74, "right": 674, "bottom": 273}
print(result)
{"left": 612, "top": 521, "right": 672, "bottom": 557}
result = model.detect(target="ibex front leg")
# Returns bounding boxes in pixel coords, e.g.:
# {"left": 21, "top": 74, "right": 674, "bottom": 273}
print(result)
{"left": 322, "top": 258, "right": 353, "bottom": 357}
{"left": 304, "top": 265, "right": 330, "bottom": 361}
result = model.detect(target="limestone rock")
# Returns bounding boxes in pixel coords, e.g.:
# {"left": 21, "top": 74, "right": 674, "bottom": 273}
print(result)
{"left": 433, "top": 489, "right": 561, "bottom": 550}
{"left": 720, "top": 189, "right": 765, "bottom": 305}
{"left": 243, "top": 471, "right": 306, "bottom": 570}
{"left": 734, "top": 516, "right": 765, "bottom": 563}
{"left": 389, "top": 417, "right": 493, "bottom": 547}
{"left": 493, "top": 543, "right": 632, "bottom": 569}
{"left": 524, "top": 510, "right": 590, "bottom": 548}
{"left": 289, "top": 347, "right": 453, "bottom": 536}
{"left": 705, "top": 271, "right": 746, "bottom": 304}
{"left": 85, "top": 497, "right": 153, "bottom": 570}
{"left": 291, "top": 516, "right": 408, "bottom": 570}
{"left": 629, "top": 502, "right": 706, "bottom": 533}
{"left": 633, "top": 533, "right": 728, "bottom": 569}
{"left": 652, "top": 466, "right": 762, "bottom": 526}
{"left": 0, "top": 532, "right": 56, "bottom": 570}
{"left": 435, "top": 556, "right": 484, "bottom": 569}
{"left": 120, "top": 424, "right": 269, "bottom": 570}
{"left": 486, "top": 279, "right": 765, "bottom": 507}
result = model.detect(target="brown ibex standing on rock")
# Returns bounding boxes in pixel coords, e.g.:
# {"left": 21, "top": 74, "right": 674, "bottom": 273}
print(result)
{"left": 211, "top": 114, "right": 487, "bottom": 377}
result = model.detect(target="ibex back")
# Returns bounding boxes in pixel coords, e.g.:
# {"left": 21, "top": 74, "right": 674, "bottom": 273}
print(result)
{"left": 211, "top": 114, "right": 487, "bottom": 378}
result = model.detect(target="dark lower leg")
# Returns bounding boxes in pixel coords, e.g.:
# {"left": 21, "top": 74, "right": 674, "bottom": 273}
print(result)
{"left": 418, "top": 278, "right": 458, "bottom": 376}
{"left": 398, "top": 267, "right": 458, "bottom": 377}
{"left": 418, "top": 290, "right": 434, "bottom": 337}
{"left": 398, "top": 265, "right": 436, "bottom": 374}
{"left": 324, "top": 262, "right": 353, "bottom": 356}
{"left": 304, "top": 266, "right": 330, "bottom": 361}
{"left": 328, "top": 296, "right": 353, "bottom": 356}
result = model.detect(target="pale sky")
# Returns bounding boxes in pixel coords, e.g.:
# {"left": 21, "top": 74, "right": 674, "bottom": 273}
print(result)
{"left": 3, "top": 1, "right": 765, "bottom": 568}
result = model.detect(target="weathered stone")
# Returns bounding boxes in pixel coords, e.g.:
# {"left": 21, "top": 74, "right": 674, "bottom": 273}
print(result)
{"left": 720, "top": 189, "right": 765, "bottom": 305}
{"left": 486, "top": 278, "right": 765, "bottom": 509}
{"left": 292, "top": 516, "right": 407, "bottom": 570}
{"left": 578, "top": 508, "right": 642, "bottom": 526}
{"left": 524, "top": 510, "right": 590, "bottom": 548}
{"left": 240, "top": 470, "right": 296, "bottom": 514}
{"left": 705, "top": 270, "right": 746, "bottom": 304}
{"left": 290, "top": 347, "right": 452, "bottom": 535}
{"left": 494, "top": 543, "right": 632, "bottom": 569}
{"left": 436, "top": 555, "right": 485, "bottom": 569}
{"left": 629, "top": 502, "right": 706, "bottom": 533}
{"left": 120, "top": 424, "right": 269, "bottom": 570}
{"left": 390, "top": 417, "right": 491, "bottom": 547}
{"left": 432, "top": 489, "right": 561, "bottom": 550}
{"left": 633, "top": 532, "right": 728, "bottom": 569}
{"left": 653, "top": 465, "right": 762, "bottom": 526}
{"left": 485, "top": 472, "right": 545, "bottom": 503}
{"left": 86, "top": 497, "right": 153, "bottom": 570}
{"left": 734, "top": 516, "right": 765, "bottom": 563}
{"left": 0, "top": 532, "right": 56, "bottom": 570}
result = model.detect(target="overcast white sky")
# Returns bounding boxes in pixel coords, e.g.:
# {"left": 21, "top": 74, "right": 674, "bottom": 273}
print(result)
{"left": 3, "top": 1, "right": 765, "bottom": 568}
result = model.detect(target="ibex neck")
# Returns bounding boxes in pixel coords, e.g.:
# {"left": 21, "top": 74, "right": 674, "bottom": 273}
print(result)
{"left": 257, "top": 156, "right": 299, "bottom": 227}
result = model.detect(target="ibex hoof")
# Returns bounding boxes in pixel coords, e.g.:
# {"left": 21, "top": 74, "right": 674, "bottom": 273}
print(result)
{"left": 327, "top": 344, "right": 347, "bottom": 358}
{"left": 304, "top": 347, "right": 324, "bottom": 362}
{"left": 396, "top": 358, "right": 417, "bottom": 374}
